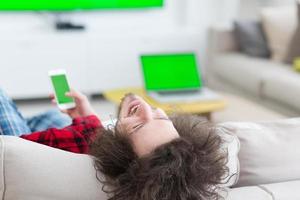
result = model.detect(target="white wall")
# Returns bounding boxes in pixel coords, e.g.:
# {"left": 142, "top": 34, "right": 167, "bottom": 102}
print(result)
{"left": 238, "top": 0, "right": 296, "bottom": 19}
{"left": 0, "top": 0, "right": 187, "bottom": 33}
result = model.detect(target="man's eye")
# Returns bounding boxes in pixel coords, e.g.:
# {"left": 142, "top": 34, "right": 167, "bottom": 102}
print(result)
{"left": 129, "top": 105, "right": 140, "bottom": 116}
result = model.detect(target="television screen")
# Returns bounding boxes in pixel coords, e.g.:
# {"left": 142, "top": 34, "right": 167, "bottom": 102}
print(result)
{"left": 0, "top": 0, "right": 164, "bottom": 11}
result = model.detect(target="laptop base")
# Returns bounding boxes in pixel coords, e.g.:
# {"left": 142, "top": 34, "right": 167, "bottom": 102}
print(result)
{"left": 148, "top": 87, "right": 221, "bottom": 103}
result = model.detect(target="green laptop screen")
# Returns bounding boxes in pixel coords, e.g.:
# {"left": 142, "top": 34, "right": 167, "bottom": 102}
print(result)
{"left": 141, "top": 54, "right": 202, "bottom": 91}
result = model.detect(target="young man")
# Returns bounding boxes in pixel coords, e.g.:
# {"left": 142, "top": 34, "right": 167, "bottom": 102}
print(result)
{"left": 0, "top": 88, "right": 228, "bottom": 199}
{"left": 90, "top": 94, "right": 229, "bottom": 200}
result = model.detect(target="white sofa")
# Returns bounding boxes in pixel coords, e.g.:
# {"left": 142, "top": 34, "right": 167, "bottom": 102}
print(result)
{"left": 206, "top": 26, "right": 300, "bottom": 115}
{"left": 220, "top": 118, "right": 300, "bottom": 199}
{"left": 0, "top": 118, "right": 300, "bottom": 199}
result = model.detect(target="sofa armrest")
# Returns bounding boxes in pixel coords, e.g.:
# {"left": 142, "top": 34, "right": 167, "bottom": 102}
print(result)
{"left": 0, "top": 136, "right": 107, "bottom": 200}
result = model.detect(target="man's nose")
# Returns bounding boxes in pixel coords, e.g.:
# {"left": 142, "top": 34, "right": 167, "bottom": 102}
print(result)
{"left": 137, "top": 105, "right": 152, "bottom": 120}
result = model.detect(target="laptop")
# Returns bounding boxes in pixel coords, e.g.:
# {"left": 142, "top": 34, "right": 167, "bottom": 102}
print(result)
{"left": 140, "top": 53, "right": 220, "bottom": 103}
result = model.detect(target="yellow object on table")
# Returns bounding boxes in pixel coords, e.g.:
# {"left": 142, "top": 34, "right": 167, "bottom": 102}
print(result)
{"left": 293, "top": 58, "right": 300, "bottom": 72}
{"left": 103, "top": 87, "right": 226, "bottom": 119}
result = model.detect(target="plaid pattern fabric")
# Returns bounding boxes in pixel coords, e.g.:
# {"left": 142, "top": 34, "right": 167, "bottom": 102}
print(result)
{"left": 0, "top": 89, "right": 31, "bottom": 136}
{"left": 0, "top": 88, "right": 71, "bottom": 136}
{"left": 0, "top": 88, "right": 102, "bottom": 153}
{"left": 21, "top": 115, "right": 102, "bottom": 154}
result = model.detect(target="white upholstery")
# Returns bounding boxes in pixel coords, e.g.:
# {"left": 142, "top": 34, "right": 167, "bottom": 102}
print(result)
{"left": 0, "top": 136, "right": 107, "bottom": 200}
{"left": 211, "top": 52, "right": 286, "bottom": 96}
{"left": 261, "top": 180, "right": 300, "bottom": 200}
{"left": 226, "top": 180, "right": 300, "bottom": 200}
{"left": 0, "top": 129, "right": 240, "bottom": 199}
{"left": 1, "top": 118, "right": 300, "bottom": 199}
{"left": 225, "top": 186, "right": 273, "bottom": 200}
{"left": 219, "top": 118, "right": 300, "bottom": 187}
{"left": 262, "top": 68, "right": 300, "bottom": 111}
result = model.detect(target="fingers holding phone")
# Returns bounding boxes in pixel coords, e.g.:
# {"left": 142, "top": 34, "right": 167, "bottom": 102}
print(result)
{"left": 49, "top": 69, "right": 97, "bottom": 119}
{"left": 65, "top": 89, "right": 97, "bottom": 118}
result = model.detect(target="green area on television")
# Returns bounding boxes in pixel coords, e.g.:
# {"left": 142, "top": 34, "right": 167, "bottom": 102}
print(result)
{"left": 0, "top": 0, "right": 164, "bottom": 10}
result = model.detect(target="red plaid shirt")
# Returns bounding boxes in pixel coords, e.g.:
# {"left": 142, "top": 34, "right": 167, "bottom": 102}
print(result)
{"left": 20, "top": 115, "right": 103, "bottom": 154}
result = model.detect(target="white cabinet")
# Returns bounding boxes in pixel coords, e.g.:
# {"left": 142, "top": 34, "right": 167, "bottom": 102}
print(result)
{"left": 0, "top": 29, "right": 202, "bottom": 99}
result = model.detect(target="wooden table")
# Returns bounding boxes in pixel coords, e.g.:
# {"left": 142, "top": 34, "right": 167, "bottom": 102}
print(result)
{"left": 103, "top": 87, "right": 226, "bottom": 120}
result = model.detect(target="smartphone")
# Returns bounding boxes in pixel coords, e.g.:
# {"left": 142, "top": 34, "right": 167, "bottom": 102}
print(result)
{"left": 48, "top": 69, "right": 75, "bottom": 110}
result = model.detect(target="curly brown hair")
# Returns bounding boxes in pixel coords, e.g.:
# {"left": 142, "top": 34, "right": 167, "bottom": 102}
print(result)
{"left": 90, "top": 114, "right": 229, "bottom": 200}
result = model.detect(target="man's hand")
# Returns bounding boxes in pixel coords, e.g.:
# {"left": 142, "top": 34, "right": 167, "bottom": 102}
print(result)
{"left": 50, "top": 89, "right": 97, "bottom": 119}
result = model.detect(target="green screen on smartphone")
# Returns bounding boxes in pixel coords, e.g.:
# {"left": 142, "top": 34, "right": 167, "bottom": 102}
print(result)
{"left": 141, "top": 53, "right": 202, "bottom": 91}
{"left": 50, "top": 74, "right": 74, "bottom": 104}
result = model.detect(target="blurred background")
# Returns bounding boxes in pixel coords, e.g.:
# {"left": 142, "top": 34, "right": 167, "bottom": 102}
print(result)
{"left": 0, "top": 0, "right": 298, "bottom": 122}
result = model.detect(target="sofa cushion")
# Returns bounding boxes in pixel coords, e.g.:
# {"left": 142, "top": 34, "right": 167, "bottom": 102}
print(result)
{"left": 225, "top": 186, "right": 273, "bottom": 200}
{"left": 234, "top": 20, "right": 270, "bottom": 58}
{"left": 261, "top": 180, "right": 300, "bottom": 199}
{"left": 261, "top": 6, "right": 297, "bottom": 61}
{"left": 225, "top": 180, "right": 300, "bottom": 200}
{"left": 0, "top": 136, "right": 107, "bottom": 200}
{"left": 219, "top": 118, "right": 300, "bottom": 187}
{"left": 211, "top": 53, "right": 284, "bottom": 96}
{"left": 262, "top": 66, "right": 300, "bottom": 111}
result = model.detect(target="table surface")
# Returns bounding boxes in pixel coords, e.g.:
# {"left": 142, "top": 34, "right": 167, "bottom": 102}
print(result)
{"left": 103, "top": 87, "right": 226, "bottom": 115}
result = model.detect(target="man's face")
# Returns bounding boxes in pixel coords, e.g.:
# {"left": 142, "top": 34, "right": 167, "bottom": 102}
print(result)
{"left": 117, "top": 94, "right": 179, "bottom": 157}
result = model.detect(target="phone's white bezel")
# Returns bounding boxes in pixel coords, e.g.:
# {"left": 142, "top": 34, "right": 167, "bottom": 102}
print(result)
{"left": 48, "top": 69, "right": 76, "bottom": 110}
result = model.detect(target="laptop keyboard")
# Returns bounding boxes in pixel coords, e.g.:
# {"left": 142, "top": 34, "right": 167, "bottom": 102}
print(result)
{"left": 157, "top": 90, "right": 200, "bottom": 96}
